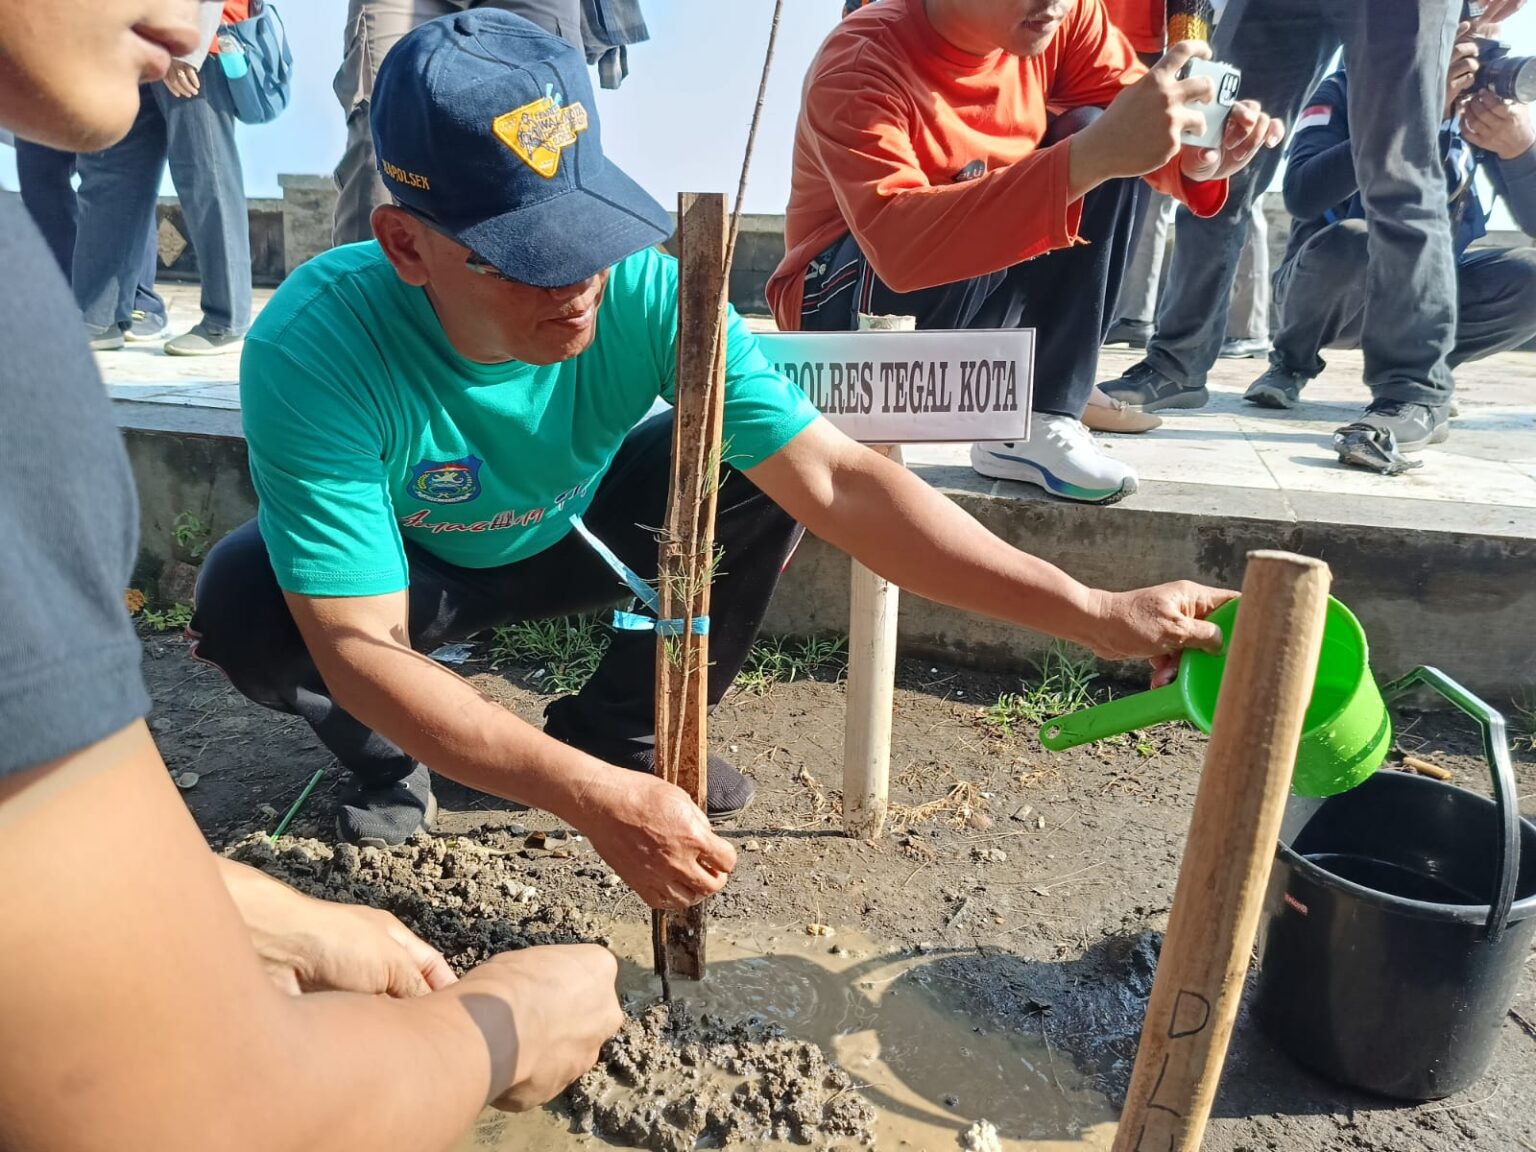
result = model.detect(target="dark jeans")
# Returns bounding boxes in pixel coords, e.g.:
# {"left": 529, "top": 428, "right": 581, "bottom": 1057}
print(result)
{"left": 188, "top": 414, "right": 802, "bottom": 788}
{"left": 73, "top": 65, "right": 251, "bottom": 336}
{"left": 1144, "top": 0, "right": 1458, "bottom": 404}
{"left": 1273, "top": 219, "right": 1536, "bottom": 376}
{"left": 15, "top": 139, "right": 164, "bottom": 327}
{"left": 799, "top": 108, "right": 1141, "bottom": 420}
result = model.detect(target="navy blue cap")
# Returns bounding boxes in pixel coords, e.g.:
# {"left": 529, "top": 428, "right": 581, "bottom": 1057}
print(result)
{"left": 370, "top": 10, "right": 672, "bottom": 288}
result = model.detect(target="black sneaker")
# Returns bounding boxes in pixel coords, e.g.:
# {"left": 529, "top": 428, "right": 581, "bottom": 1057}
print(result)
{"left": 543, "top": 718, "right": 755, "bottom": 821}
{"left": 336, "top": 763, "right": 438, "bottom": 847}
{"left": 1100, "top": 360, "right": 1209, "bottom": 412}
{"left": 1243, "top": 363, "right": 1310, "bottom": 409}
{"left": 1341, "top": 398, "right": 1451, "bottom": 453}
{"left": 1104, "top": 318, "right": 1153, "bottom": 349}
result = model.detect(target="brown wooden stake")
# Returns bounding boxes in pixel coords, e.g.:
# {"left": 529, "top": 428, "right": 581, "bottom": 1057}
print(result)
{"left": 1111, "top": 550, "right": 1331, "bottom": 1152}
{"left": 653, "top": 192, "right": 729, "bottom": 985}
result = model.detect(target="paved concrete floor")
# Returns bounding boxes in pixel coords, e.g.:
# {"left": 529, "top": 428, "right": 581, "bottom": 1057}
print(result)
{"left": 103, "top": 283, "right": 1536, "bottom": 533}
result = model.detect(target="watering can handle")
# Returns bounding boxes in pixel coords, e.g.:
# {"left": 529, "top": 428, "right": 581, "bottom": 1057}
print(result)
{"left": 1039, "top": 684, "right": 1188, "bottom": 751}
{"left": 1382, "top": 666, "right": 1519, "bottom": 942}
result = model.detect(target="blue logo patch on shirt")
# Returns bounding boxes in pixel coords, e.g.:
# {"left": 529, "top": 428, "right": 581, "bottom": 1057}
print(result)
{"left": 408, "top": 455, "right": 483, "bottom": 504}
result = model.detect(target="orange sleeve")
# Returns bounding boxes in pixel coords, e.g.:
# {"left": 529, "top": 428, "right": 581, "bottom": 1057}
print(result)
{"left": 1052, "top": 0, "right": 1227, "bottom": 217}
{"left": 802, "top": 72, "right": 1083, "bottom": 295}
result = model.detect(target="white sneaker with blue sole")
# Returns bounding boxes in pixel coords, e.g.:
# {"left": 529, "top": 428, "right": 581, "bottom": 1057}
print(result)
{"left": 970, "top": 414, "right": 1138, "bottom": 505}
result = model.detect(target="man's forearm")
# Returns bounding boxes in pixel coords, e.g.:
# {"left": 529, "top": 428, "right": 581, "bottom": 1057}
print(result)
{"left": 766, "top": 440, "right": 1105, "bottom": 646}
{"left": 311, "top": 640, "right": 615, "bottom": 827}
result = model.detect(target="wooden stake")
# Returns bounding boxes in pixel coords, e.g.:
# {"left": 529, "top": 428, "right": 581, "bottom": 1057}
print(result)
{"left": 653, "top": 192, "right": 729, "bottom": 984}
{"left": 1112, "top": 551, "right": 1331, "bottom": 1152}
{"left": 842, "top": 314, "right": 913, "bottom": 840}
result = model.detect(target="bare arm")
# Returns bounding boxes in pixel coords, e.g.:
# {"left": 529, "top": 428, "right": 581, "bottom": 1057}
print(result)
{"left": 282, "top": 589, "right": 734, "bottom": 910}
{"left": 0, "top": 722, "right": 621, "bottom": 1152}
{"left": 748, "top": 419, "right": 1233, "bottom": 662}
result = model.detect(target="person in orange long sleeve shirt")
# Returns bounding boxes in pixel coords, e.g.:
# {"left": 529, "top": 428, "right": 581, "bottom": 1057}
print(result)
{"left": 770, "top": 0, "right": 1282, "bottom": 504}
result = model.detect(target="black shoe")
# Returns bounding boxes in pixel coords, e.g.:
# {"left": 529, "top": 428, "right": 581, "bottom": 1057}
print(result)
{"left": 543, "top": 719, "right": 755, "bottom": 822}
{"left": 1100, "top": 360, "right": 1209, "bottom": 412}
{"left": 1243, "top": 363, "right": 1310, "bottom": 409}
{"left": 1342, "top": 398, "right": 1451, "bottom": 453}
{"left": 1104, "top": 318, "right": 1153, "bottom": 349}
{"left": 336, "top": 763, "right": 438, "bottom": 847}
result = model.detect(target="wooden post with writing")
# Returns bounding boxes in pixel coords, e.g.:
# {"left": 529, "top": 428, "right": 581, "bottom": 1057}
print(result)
{"left": 652, "top": 192, "right": 730, "bottom": 984}
{"left": 1111, "top": 551, "right": 1330, "bottom": 1152}
{"left": 842, "top": 313, "right": 913, "bottom": 840}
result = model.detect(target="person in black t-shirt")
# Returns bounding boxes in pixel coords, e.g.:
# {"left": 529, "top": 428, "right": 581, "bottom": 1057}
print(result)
{"left": 0, "top": 2, "right": 622, "bottom": 1147}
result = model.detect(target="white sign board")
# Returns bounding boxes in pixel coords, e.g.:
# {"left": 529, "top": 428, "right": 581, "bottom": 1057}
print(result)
{"left": 757, "top": 329, "right": 1034, "bottom": 445}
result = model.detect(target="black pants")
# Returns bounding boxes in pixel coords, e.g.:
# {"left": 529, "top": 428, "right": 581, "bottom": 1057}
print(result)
{"left": 190, "top": 414, "right": 803, "bottom": 787}
{"left": 797, "top": 107, "right": 1143, "bottom": 420}
{"left": 1272, "top": 218, "right": 1536, "bottom": 379}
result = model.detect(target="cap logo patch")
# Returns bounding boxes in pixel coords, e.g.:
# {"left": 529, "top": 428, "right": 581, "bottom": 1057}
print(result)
{"left": 492, "top": 95, "right": 589, "bottom": 179}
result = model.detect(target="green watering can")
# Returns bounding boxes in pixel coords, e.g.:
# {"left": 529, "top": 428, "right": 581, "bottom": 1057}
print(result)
{"left": 1039, "top": 597, "right": 1392, "bottom": 797}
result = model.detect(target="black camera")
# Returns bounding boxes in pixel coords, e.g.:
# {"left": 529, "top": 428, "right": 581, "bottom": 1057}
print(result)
{"left": 1474, "top": 37, "right": 1536, "bottom": 103}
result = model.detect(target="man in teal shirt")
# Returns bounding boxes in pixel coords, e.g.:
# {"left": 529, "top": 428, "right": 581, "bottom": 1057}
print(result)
{"left": 193, "top": 11, "right": 1233, "bottom": 912}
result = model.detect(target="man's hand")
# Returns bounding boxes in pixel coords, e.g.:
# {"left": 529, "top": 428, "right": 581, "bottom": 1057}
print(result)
{"left": 1071, "top": 41, "right": 1217, "bottom": 189}
{"left": 219, "top": 857, "right": 456, "bottom": 996}
{"left": 1473, "top": 0, "right": 1527, "bottom": 30}
{"left": 1462, "top": 89, "right": 1536, "bottom": 159}
{"left": 1177, "top": 97, "right": 1286, "bottom": 182}
{"left": 1084, "top": 581, "right": 1236, "bottom": 664}
{"left": 163, "top": 59, "right": 200, "bottom": 98}
{"left": 1446, "top": 24, "right": 1480, "bottom": 120}
{"left": 451, "top": 946, "right": 620, "bottom": 1118}
{"left": 578, "top": 772, "right": 735, "bottom": 910}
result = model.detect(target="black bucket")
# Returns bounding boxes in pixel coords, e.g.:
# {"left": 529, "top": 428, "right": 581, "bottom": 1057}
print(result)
{"left": 1254, "top": 667, "right": 1536, "bottom": 1101}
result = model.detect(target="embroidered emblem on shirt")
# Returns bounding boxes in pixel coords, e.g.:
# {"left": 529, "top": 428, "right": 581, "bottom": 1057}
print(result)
{"left": 407, "top": 455, "right": 483, "bottom": 505}
{"left": 953, "top": 160, "right": 986, "bottom": 183}
{"left": 492, "top": 95, "right": 590, "bottom": 178}
{"left": 1294, "top": 103, "right": 1333, "bottom": 133}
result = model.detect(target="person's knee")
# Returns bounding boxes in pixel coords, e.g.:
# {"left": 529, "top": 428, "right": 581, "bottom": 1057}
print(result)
{"left": 188, "top": 520, "right": 301, "bottom": 686}
{"left": 1491, "top": 247, "right": 1536, "bottom": 323}
{"left": 1295, "top": 220, "right": 1369, "bottom": 281}
{"left": 1042, "top": 105, "right": 1103, "bottom": 145}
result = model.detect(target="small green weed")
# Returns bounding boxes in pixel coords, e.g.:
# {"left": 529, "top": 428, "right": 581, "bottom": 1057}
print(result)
{"left": 981, "top": 642, "right": 1098, "bottom": 738}
{"left": 141, "top": 602, "right": 194, "bottom": 632}
{"left": 173, "top": 511, "right": 212, "bottom": 560}
{"left": 1514, "top": 693, "right": 1536, "bottom": 753}
{"left": 486, "top": 616, "right": 609, "bottom": 695}
{"left": 735, "top": 634, "right": 847, "bottom": 693}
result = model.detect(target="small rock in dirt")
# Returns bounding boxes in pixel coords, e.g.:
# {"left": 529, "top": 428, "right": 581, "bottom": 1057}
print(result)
{"left": 1036, "top": 815, "right": 1047, "bottom": 829}
{"left": 743, "top": 839, "right": 762, "bottom": 852}
{"left": 830, "top": 946, "right": 849, "bottom": 957}
{"left": 257, "top": 803, "right": 279, "bottom": 820}
{"left": 1010, "top": 804, "right": 1034, "bottom": 823}
{"left": 942, "top": 1093, "right": 960, "bottom": 1108}
{"left": 600, "top": 874, "right": 624, "bottom": 889}
{"left": 962, "top": 1119, "right": 1003, "bottom": 1152}
{"left": 968, "top": 811, "right": 993, "bottom": 831}
{"left": 805, "top": 923, "right": 835, "bottom": 937}
{"left": 175, "top": 771, "right": 200, "bottom": 790}
{"left": 972, "top": 847, "right": 1007, "bottom": 864}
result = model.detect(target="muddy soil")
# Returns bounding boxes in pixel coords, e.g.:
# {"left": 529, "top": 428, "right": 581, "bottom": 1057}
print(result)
{"left": 142, "top": 630, "right": 1536, "bottom": 1152}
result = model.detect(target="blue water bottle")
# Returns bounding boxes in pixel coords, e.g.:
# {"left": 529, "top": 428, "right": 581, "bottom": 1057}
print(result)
{"left": 218, "top": 33, "right": 248, "bottom": 81}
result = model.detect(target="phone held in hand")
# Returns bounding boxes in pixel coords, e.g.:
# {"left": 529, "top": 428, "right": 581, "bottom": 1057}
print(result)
{"left": 1179, "top": 57, "right": 1242, "bottom": 150}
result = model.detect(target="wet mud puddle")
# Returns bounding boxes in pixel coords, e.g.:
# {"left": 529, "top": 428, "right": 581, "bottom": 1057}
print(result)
{"left": 456, "top": 924, "right": 1116, "bottom": 1152}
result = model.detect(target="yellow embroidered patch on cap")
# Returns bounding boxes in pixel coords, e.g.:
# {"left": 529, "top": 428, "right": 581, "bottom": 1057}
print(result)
{"left": 492, "top": 97, "right": 590, "bottom": 179}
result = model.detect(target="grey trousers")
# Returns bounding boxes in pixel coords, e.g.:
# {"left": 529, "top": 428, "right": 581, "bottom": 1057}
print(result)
{"left": 331, "top": 0, "right": 583, "bottom": 247}
{"left": 1272, "top": 218, "right": 1536, "bottom": 376}
{"left": 1118, "top": 194, "right": 1268, "bottom": 342}
{"left": 1143, "top": 0, "right": 1458, "bottom": 403}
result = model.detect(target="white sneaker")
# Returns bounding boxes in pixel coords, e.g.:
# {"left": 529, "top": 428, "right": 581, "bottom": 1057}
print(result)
{"left": 970, "top": 415, "right": 1138, "bottom": 504}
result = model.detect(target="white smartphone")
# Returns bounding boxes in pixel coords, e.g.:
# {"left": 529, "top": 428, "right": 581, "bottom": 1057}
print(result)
{"left": 1179, "top": 57, "right": 1242, "bottom": 150}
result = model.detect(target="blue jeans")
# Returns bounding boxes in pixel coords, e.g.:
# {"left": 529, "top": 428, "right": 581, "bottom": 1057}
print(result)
{"left": 1141, "top": 0, "right": 1458, "bottom": 404}
{"left": 17, "top": 139, "right": 164, "bottom": 328}
{"left": 73, "top": 61, "right": 250, "bottom": 336}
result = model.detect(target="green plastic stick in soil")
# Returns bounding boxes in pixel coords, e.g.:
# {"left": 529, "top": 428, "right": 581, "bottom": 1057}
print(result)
{"left": 270, "top": 768, "right": 324, "bottom": 842}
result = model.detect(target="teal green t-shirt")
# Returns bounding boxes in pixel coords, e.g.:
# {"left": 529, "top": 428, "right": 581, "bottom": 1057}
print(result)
{"left": 240, "top": 243, "right": 819, "bottom": 597}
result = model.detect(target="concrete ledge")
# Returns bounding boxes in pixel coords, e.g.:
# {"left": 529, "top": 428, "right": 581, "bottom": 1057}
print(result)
{"left": 115, "top": 400, "right": 1536, "bottom": 700}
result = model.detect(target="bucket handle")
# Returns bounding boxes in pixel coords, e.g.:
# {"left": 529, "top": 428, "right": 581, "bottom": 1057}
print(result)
{"left": 1381, "top": 666, "right": 1519, "bottom": 942}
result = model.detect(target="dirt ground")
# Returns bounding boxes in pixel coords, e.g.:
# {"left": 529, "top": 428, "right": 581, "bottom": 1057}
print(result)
{"left": 141, "top": 628, "right": 1536, "bottom": 1152}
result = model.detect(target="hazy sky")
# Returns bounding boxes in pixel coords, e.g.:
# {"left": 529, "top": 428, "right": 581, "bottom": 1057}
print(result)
{"left": 6, "top": 1, "right": 1536, "bottom": 218}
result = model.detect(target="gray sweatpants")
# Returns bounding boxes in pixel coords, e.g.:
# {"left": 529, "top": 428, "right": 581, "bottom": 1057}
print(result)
{"left": 1272, "top": 219, "right": 1536, "bottom": 375}
{"left": 331, "top": 0, "right": 583, "bottom": 247}
{"left": 1143, "top": 0, "right": 1459, "bottom": 404}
